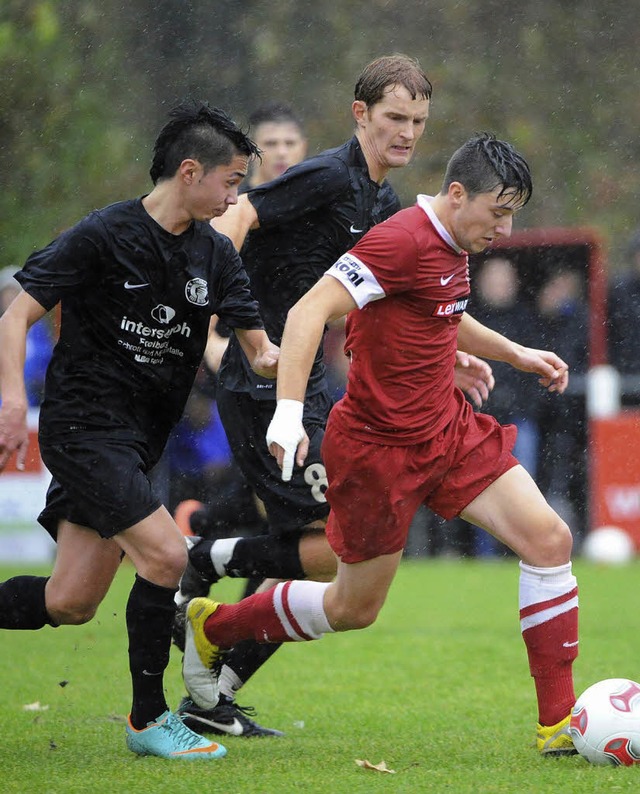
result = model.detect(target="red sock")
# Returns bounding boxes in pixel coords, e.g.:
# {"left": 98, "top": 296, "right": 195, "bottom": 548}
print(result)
{"left": 204, "top": 581, "right": 329, "bottom": 647}
{"left": 519, "top": 562, "right": 578, "bottom": 726}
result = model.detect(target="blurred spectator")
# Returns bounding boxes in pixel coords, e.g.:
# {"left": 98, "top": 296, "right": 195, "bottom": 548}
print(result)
{"left": 534, "top": 268, "right": 589, "bottom": 535}
{"left": 165, "top": 369, "right": 232, "bottom": 512}
{"left": 0, "top": 266, "right": 54, "bottom": 407}
{"left": 472, "top": 257, "right": 541, "bottom": 475}
{"left": 246, "top": 102, "right": 307, "bottom": 188}
{"left": 608, "top": 228, "right": 640, "bottom": 378}
{"left": 443, "top": 256, "right": 541, "bottom": 557}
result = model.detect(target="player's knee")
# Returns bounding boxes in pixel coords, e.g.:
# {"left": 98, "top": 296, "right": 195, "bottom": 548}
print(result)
{"left": 46, "top": 594, "right": 98, "bottom": 625}
{"left": 141, "top": 538, "right": 188, "bottom": 586}
{"left": 166, "top": 540, "right": 189, "bottom": 577}
{"left": 329, "top": 600, "right": 381, "bottom": 631}
{"left": 300, "top": 534, "right": 337, "bottom": 581}
{"left": 532, "top": 513, "right": 573, "bottom": 566}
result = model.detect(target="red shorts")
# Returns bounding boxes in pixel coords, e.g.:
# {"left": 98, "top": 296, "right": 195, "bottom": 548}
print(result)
{"left": 322, "top": 399, "right": 518, "bottom": 564}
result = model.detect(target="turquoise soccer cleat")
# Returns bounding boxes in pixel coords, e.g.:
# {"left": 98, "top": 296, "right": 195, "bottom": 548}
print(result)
{"left": 126, "top": 710, "right": 227, "bottom": 760}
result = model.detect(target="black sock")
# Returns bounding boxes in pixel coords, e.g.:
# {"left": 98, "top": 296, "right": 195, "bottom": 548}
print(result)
{"left": 126, "top": 574, "right": 176, "bottom": 729}
{"left": 224, "top": 639, "right": 283, "bottom": 694}
{"left": 0, "top": 576, "right": 56, "bottom": 629}
{"left": 189, "top": 540, "right": 218, "bottom": 580}
{"left": 190, "top": 534, "right": 305, "bottom": 582}
{"left": 225, "top": 535, "right": 305, "bottom": 580}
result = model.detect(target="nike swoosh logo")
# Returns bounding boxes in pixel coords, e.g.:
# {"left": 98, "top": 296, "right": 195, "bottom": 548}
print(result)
{"left": 562, "top": 640, "right": 579, "bottom": 648}
{"left": 350, "top": 224, "right": 364, "bottom": 234}
{"left": 440, "top": 274, "right": 455, "bottom": 286}
{"left": 190, "top": 715, "right": 244, "bottom": 735}
{"left": 124, "top": 281, "right": 150, "bottom": 289}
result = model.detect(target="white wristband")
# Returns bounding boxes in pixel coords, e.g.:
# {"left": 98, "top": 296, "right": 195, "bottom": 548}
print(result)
{"left": 266, "top": 399, "right": 306, "bottom": 482}
{"left": 275, "top": 398, "right": 304, "bottom": 423}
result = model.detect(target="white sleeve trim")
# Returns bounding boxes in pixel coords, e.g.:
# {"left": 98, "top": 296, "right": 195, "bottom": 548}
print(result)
{"left": 325, "top": 252, "right": 386, "bottom": 309}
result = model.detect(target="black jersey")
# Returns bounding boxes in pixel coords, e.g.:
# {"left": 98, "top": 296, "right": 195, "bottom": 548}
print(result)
{"left": 17, "top": 198, "right": 263, "bottom": 463}
{"left": 218, "top": 136, "right": 401, "bottom": 400}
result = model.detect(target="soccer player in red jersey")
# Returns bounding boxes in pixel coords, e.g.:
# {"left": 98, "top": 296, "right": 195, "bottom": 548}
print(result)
{"left": 184, "top": 132, "right": 579, "bottom": 756}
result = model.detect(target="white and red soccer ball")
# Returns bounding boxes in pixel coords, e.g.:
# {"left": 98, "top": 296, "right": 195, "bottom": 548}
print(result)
{"left": 570, "top": 678, "right": 640, "bottom": 765}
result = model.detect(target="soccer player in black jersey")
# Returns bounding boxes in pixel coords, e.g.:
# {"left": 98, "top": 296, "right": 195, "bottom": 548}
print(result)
{"left": 178, "top": 56, "right": 494, "bottom": 735}
{"left": 0, "top": 100, "right": 278, "bottom": 760}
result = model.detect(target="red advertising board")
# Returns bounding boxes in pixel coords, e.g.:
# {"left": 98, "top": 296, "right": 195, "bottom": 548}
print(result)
{"left": 590, "top": 414, "right": 640, "bottom": 549}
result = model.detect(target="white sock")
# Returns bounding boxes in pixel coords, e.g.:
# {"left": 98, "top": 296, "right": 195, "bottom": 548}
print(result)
{"left": 273, "top": 580, "right": 334, "bottom": 640}
{"left": 519, "top": 561, "right": 578, "bottom": 629}
{"left": 210, "top": 537, "right": 240, "bottom": 578}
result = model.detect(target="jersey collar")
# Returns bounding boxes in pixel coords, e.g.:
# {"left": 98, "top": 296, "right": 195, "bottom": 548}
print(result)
{"left": 416, "top": 194, "right": 465, "bottom": 254}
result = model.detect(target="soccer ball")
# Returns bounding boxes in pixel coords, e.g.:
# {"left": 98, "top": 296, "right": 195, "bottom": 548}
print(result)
{"left": 570, "top": 678, "right": 640, "bottom": 765}
{"left": 581, "top": 526, "right": 635, "bottom": 565}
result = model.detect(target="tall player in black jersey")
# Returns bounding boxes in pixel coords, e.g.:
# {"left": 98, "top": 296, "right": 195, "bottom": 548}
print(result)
{"left": 0, "top": 100, "right": 278, "bottom": 760}
{"left": 178, "top": 56, "right": 494, "bottom": 736}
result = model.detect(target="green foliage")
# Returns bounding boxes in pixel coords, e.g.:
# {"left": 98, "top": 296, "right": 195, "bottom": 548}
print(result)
{"left": 0, "top": 1, "right": 148, "bottom": 264}
{"left": 1, "top": 558, "right": 639, "bottom": 793}
{"left": 1, "top": 1, "right": 639, "bottom": 267}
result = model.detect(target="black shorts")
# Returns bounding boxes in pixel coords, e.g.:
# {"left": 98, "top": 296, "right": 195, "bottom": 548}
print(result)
{"left": 216, "top": 387, "right": 331, "bottom": 535}
{"left": 38, "top": 433, "right": 163, "bottom": 540}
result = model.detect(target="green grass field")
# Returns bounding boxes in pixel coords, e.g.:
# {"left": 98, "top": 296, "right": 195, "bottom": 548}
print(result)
{"left": 1, "top": 558, "right": 639, "bottom": 793}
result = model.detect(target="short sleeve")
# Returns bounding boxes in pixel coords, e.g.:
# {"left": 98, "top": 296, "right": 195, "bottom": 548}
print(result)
{"left": 353, "top": 219, "right": 418, "bottom": 288}
{"left": 325, "top": 220, "right": 419, "bottom": 309}
{"left": 248, "top": 156, "right": 350, "bottom": 227}
{"left": 16, "top": 213, "right": 107, "bottom": 311}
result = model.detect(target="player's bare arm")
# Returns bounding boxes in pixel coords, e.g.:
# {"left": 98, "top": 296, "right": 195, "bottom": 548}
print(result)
{"left": 204, "top": 315, "right": 230, "bottom": 373}
{"left": 454, "top": 351, "right": 494, "bottom": 407}
{"left": 278, "top": 275, "right": 357, "bottom": 404}
{"left": 266, "top": 275, "right": 357, "bottom": 480}
{"left": 457, "top": 312, "right": 568, "bottom": 394}
{"left": 0, "top": 290, "right": 48, "bottom": 471}
{"left": 235, "top": 327, "right": 279, "bottom": 379}
{"left": 211, "top": 193, "right": 259, "bottom": 251}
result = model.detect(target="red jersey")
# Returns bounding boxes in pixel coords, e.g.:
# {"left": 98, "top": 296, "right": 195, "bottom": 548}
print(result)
{"left": 326, "top": 195, "right": 470, "bottom": 444}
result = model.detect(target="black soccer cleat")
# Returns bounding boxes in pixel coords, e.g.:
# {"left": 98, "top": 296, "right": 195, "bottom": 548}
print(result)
{"left": 177, "top": 695, "right": 285, "bottom": 738}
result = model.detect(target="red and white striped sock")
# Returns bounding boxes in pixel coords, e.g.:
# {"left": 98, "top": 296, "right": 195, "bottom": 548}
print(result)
{"left": 519, "top": 561, "right": 578, "bottom": 726}
{"left": 204, "top": 580, "right": 333, "bottom": 647}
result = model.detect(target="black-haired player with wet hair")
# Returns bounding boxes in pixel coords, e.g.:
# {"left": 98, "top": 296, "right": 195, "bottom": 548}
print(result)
{"left": 0, "top": 99, "right": 277, "bottom": 760}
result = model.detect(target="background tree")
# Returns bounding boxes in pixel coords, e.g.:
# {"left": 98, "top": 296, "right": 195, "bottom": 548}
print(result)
{"left": 1, "top": 0, "right": 639, "bottom": 267}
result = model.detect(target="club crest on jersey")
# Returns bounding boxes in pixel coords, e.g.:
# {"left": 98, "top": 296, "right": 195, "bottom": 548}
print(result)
{"left": 185, "top": 277, "right": 209, "bottom": 306}
{"left": 151, "top": 304, "right": 176, "bottom": 324}
{"left": 432, "top": 297, "right": 469, "bottom": 317}
{"left": 332, "top": 254, "right": 365, "bottom": 287}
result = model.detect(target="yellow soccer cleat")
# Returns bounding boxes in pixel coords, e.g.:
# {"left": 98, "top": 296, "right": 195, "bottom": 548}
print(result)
{"left": 182, "top": 598, "right": 225, "bottom": 711}
{"left": 537, "top": 714, "right": 578, "bottom": 757}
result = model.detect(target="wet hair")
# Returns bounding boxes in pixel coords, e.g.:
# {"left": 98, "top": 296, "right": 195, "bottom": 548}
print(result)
{"left": 354, "top": 54, "right": 433, "bottom": 106}
{"left": 149, "top": 100, "right": 259, "bottom": 184}
{"left": 441, "top": 132, "right": 533, "bottom": 209}
{"left": 248, "top": 102, "right": 305, "bottom": 133}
